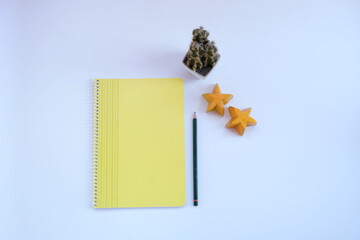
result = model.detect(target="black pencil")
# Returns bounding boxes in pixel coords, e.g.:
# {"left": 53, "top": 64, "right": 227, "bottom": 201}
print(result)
{"left": 193, "top": 112, "right": 198, "bottom": 206}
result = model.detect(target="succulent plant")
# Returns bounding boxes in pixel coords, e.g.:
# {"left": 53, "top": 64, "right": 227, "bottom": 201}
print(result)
{"left": 203, "top": 41, "right": 219, "bottom": 67}
{"left": 186, "top": 42, "right": 203, "bottom": 71}
{"left": 192, "top": 26, "right": 209, "bottom": 44}
{"left": 185, "top": 26, "right": 219, "bottom": 72}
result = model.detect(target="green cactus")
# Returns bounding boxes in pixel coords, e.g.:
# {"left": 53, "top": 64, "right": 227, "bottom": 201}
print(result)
{"left": 186, "top": 27, "right": 219, "bottom": 71}
{"left": 203, "top": 41, "right": 219, "bottom": 67}
{"left": 186, "top": 42, "right": 203, "bottom": 71}
{"left": 192, "top": 26, "right": 209, "bottom": 44}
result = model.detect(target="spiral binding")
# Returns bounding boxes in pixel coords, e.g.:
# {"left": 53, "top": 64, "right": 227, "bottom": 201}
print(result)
{"left": 93, "top": 80, "right": 99, "bottom": 208}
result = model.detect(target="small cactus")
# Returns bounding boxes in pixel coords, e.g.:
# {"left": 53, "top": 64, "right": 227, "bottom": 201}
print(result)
{"left": 186, "top": 42, "right": 203, "bottom": 71}
{"left": 185, "top": 27, "right": 219, "bottom": 72}
{"left": 203, "top": 41, "right": 219, "bottom": 67}
{"left": 192, "top": 26, "right": 209, "bottom": 44}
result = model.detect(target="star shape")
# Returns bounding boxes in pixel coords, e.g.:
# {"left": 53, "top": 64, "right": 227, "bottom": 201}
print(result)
{"left": 202, "top": 84, "right": 233, "bottom": 116}
{"left": 226, "top": 106, "right": 257, "bottom": 135}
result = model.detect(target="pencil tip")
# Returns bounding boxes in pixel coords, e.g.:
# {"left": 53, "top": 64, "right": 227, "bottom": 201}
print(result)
{"left": 193, "top": 112, "right": 197, "bottom": 118}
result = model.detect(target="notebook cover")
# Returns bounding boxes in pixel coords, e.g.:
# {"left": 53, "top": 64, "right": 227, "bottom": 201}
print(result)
{"left": 93, "top": 78, "right": 185, "bottom": 208}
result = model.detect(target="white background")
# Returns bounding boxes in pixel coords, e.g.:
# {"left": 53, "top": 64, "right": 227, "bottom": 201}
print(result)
{"left": 1, "top": 0, "right": 360, "bottom": 239}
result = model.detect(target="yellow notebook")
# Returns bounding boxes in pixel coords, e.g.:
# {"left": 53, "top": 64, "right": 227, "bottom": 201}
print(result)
{"left": 93, "top": 78, "right": 185, "bottom": 208}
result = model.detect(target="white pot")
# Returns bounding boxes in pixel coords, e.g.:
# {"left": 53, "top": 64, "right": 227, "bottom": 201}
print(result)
{"left": 182, "top": 55, "right": 220, "bottom": 80}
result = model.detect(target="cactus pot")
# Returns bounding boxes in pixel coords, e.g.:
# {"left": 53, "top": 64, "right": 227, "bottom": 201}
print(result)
{"left": 182, "top": 55, "right": 220, "bottom": 80}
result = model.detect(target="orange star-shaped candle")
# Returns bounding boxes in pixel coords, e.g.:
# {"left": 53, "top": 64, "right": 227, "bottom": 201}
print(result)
{"left": 226, "top": 106, "right": 257, "bottom": 135}
{"left": 202, "top": 84, "right": 233, "bottom": 116}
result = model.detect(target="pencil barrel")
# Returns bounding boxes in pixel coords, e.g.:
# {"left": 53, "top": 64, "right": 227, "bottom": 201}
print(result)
{"left": 193, "top": 118, "right": 198, "bottom": 206}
